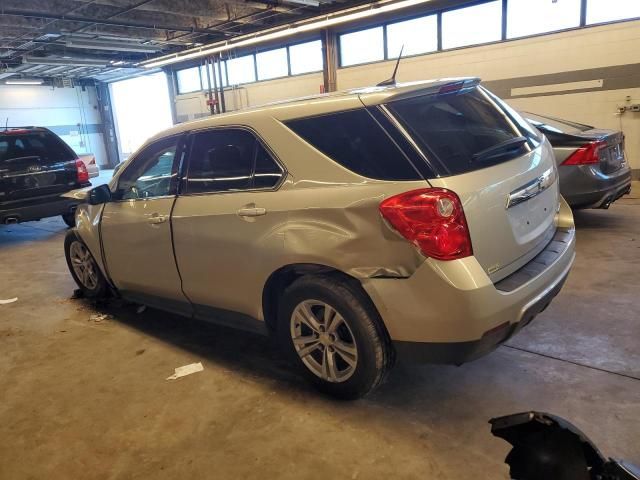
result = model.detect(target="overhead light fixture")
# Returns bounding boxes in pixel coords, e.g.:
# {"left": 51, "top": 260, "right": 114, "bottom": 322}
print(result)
{"left": 23, "top": 56, "right": 110, "bottom": 67}
{"left": 0, "top": 72, "right": 18, "bottom": 80}
{"left": 282, "top": 0, "right": 320, "bottom": 6}
{"left": 5, "top": 78, "right": 44, "bottom": 85}
{"left": 65, "top": 39, "right": 162, "bottom": 53}
{"left": 140, "top": 0, "right": 433, "bottom": 68}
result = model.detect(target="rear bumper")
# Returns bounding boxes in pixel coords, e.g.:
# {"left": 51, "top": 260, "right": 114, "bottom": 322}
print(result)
{"left": 0, "top": 195, "right": 80, "bottom": 224}
{"left": 363, "top": 206, "right": 575, "bottom": 365}
{"left": 560, "top": 165, "right": 632, "bottom": 209}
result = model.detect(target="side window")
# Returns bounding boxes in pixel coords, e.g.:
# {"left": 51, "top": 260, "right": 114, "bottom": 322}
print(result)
{"left": 117, "top": 136, "right": 179, "bottom": 200}
{"left": 253, "top": 144, "right": 283, "bottom": 189}
{"left": 285, "top": 109, "right": 422, "bottom": 181}
{"left": 185, "top": 129, "right": 283, "bottom": 194}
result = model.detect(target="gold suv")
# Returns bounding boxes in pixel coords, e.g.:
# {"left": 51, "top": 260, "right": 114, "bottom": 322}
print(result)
{"left": 65, "top": 78, "right": 576, "bottom": 399}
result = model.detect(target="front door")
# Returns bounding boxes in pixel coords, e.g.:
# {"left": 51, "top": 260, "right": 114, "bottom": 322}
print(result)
{"left": 101, "top": 135, "right": 189, "bottom": 314}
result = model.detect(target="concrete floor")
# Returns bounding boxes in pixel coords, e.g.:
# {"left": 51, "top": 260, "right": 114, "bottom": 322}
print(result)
{"left": 1, "top": 181, "right": 639, "bottom": 479}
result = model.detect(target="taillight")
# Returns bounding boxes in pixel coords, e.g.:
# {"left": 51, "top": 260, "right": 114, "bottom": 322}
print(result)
{"left": 562, "top": 140, "right": 606, "bottom": 165}
{"left": 379, "top": 188, "right": 472, "bottom": 261}
{"left": 75, "top": 159, "right": 89, "bottom": 183}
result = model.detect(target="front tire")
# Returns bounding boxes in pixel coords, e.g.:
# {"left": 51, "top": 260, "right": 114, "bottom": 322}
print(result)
{"left": 64, "top": 230, "right": 108, "bottom": 299}
{"left": 277, "top": 275, "right": 393, "bottom": 399}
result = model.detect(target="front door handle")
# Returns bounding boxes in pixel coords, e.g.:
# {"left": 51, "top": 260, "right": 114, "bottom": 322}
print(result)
{"left": 237, "top": 207, "right": 267, "bottom": 217}
{"left": 148, "top": 213, "right": 168, "bottom": 224}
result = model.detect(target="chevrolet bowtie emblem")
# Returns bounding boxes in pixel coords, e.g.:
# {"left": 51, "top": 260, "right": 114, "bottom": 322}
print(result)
{"left": 506, "top": 168, "right": 555, "bottom": 209}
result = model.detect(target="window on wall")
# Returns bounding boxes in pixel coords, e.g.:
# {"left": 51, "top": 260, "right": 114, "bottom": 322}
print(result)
{"left": 176, "top": 67, "right": 201, "bottom": 94}
{"left": 200, "top": 62, "right": 228, "bottom": 89}
{"left": 586, "top": 0, "right": 640, "bottom": 24}
{"left": 386, "top": 15, "right": 438, "bottom": 58}
{"left": 339, "top": 27, "right": 384, "bottom": 66}
{"left": 226, "top": 55, "right": 256, "bottom": 85}
{"left": 507, "top": 0, "right": 581, "bottom": 38}
{"left": 256, "top": 48, "right": 289, "bottom": 80}
{"left": 289, "top": 40, "right": 323, "bottom": 75}
{"left": 442, "top": 1, "right": 502, "bottom": 49}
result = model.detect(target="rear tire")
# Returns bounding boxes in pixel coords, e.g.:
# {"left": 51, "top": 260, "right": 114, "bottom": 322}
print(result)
{"left": 277, "top": 275, "right": 393, "bottom": 399}
{"left": 64, "top": 230, "right": 108, "bottom": 299}
{"left": 62, "top": 212, "right": 76, "bottom": 228}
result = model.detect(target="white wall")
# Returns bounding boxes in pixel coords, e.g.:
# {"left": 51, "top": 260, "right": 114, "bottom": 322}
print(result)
{"left": 175, "top": 72, "right": 324, "bottom": 122}
{"left": 337, "top": 20, "right": 640, "bottom": 171}
{"left": 0, "top": 84, "right": 108, "bottom": 167}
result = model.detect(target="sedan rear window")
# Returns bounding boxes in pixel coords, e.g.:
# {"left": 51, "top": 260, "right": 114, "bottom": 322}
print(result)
{"left": 285, "top": 108, "right": 422, "bottom": 181}
{"left": 0, "top": 130, "right": 76, "bottom": 165}
{"left": 387, "top": 86, "right": 540, "bottom": 176}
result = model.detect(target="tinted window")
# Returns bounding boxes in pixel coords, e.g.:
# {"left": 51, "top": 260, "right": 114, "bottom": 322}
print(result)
{"left": 0, "top": 131, "right": 75, "bottom": 165}
{"left": 387, "top": 87, "right": 539, "bottom": 175}
{"left": 286, "top": 109, "right": 421, "bottom": 181}
{"left": 117, "top": 136, "right": 179, "bottom": 199}
{"left": 253, "top": 144, "right": 283, "bottom": 189}
{"left": 186, "top": 129, "right": 282, "bottom": 193}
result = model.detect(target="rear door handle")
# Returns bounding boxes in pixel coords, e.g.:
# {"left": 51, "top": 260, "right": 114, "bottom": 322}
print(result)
{"left": 148, "top": 213, "right": 168, "bottom": 224}
{"left": 237, "top": 207, "right": 267, "bottom": 217}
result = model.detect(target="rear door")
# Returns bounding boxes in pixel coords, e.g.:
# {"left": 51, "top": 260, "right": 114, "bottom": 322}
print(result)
{"left": 383, "top": 85, "right": 559, "bottom": 281}
{"left": 101, "top": 135, "right": 189, "bottom": 313}
{"left": 171, "top": 127, "right": 286, "bottom": 325}
{"left": 0, "top": 130, "right": 79, "bottom": 203}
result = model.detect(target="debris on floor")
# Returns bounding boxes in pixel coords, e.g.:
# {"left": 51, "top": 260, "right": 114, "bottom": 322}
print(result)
{"left": 166, "top": 362, "right": 204, "bottom": 380}
{"left": 0, "top": 297, "right": 18, "bottom": 305}
{"left": 70, "top": 289, "right": 84, "bottom": 299}
{"left": 136, "top": 305, "right": 146, "bottom": 314}
{"left": 89, "top": 313, "right": 112, "bottom": 323}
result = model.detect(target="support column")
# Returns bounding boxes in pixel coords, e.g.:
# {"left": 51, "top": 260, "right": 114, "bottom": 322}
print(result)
{"left": 322, "top": 29, "right": 338, "bottom": 93}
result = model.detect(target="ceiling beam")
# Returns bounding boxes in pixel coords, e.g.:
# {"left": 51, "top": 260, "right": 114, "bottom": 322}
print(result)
{"left": 0, "top": 9, "right": 225, "bottom": 35}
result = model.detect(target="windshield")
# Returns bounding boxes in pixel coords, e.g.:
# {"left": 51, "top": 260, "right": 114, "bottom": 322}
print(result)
{"left": 386, "top": 86, "right": 540, "bottom": 176}
{"left": 523, "top": 112, "right": 593, "bottom": 134}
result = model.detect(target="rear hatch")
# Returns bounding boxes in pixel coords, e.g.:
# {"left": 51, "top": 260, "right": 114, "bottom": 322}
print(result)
{"left": 383, "top": 83, "right": 559, "bottom": 281}
{"left": 0, "top": 129, "right": 80, "bottom": 203}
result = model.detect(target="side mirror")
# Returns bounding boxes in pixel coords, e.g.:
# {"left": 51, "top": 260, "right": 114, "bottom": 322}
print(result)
{"left": 88, "top": 184, "right": 112, "bottom": 205}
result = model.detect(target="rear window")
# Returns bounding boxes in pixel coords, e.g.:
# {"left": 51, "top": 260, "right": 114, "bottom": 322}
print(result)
{"left": 285, "top": 108, "right": 422, "bottom": 181}
{"left": 386, "top": 86, "right": 540, "bottom": 176}
{"left": 0, "top": 131, "right": 76, "bottom": 165}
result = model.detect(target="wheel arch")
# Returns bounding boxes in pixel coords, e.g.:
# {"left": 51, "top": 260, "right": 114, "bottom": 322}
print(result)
{"left": 261, "top": 263, "right": 390, "bottom": 341}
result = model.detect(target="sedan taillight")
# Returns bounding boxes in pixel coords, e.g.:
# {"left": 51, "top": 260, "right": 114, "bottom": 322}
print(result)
{"left": 379, "top": 188, "right": 473, "bottom": 261}
{"left": 562, "top": 140, "right": 607, "bottom": 165}
{"left": 75, "top": 159, "right": 89, "bottom": 183}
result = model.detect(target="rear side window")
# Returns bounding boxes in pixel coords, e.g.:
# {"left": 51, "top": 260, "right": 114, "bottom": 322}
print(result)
{"left": 387, "top": 87, "right": 540, "bottom": 176}
{"left": 185, "top": 128, "right": 283, "bottom": 194}
{"left": 0, "top": 131, "right": 76, "bottom": 164}
{"left": 285, "top": 109, "right": 422, "bottom": 181}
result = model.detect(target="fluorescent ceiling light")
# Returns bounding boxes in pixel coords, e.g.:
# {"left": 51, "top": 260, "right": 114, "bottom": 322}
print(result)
{"left": 24, "top": 56, "right": 110, "bottom": 67}
{"left": 5, "top": 79, "right": 44, "bottom": 85}
{"left": 141, "top": 0, "right": 433, "bottom": 68}
{"left": 0, "top": 72, "right": 17, "bottom": 80}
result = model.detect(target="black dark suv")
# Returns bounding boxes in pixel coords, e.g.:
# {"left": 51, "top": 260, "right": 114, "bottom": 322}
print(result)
{"left": 0, "top": 127, "right": 91, "bottom": 227}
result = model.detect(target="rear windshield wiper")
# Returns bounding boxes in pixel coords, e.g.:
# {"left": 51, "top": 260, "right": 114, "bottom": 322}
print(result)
{"left": 472, "top": 136, "right": 528, "bottom": 162}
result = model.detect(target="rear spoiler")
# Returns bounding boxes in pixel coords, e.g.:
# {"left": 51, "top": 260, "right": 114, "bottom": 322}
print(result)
{"left": 369, "top": 77, "right": 481, "bottom": 104}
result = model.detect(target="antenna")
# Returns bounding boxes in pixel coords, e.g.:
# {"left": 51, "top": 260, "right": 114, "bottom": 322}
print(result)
{"left": 377, "top": 45, "right": 404, "bottom": 87}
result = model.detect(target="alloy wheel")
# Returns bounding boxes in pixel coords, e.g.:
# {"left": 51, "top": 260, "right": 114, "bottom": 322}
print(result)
{"left": 290, "top": 300, "right": 358, "bottom": 383}
{"left": 69, "top": 241, "right": 98, "bottom": 290}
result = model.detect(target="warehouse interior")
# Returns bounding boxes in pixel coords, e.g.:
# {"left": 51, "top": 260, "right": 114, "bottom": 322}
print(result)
{"left": 1, "top": 0, "right": 639, "bottom": 478}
